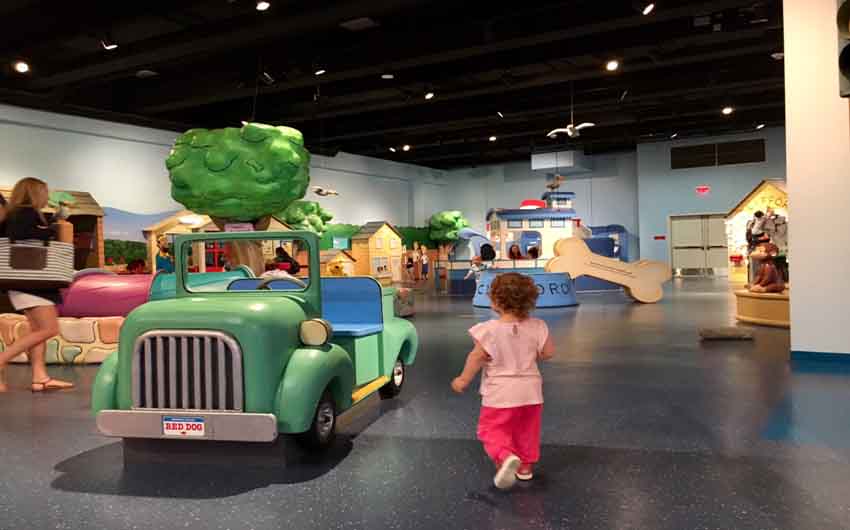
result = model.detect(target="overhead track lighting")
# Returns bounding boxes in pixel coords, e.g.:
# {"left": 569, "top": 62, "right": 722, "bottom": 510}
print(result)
{"left": 381, "top": 73, "right": 395, "bottom": 80}
{"left": 402, "top": 144, "right": 411, "bottom": 152}
{"left": 722, "top": 106, "right": 734, "bottom": 115}
{"left": 642, "top": 3, "right": 655, "bottom": 15}
{"left": 389, "top": 147, "right": 397, "bottom": 153}
{"left": 260, "top": 71, "right": 275, "bottom": 85}
{"left": 606, "top": 59, "right": 620, "bottom": 72}
{"left": 256, "top": 1, "right": 270, "bottom": 11}
{"left": 755, "top": 123, "right": 766, "bottom": 130}
{"left": 13, "top": 60, "right": 30, "bottom": 74}
{"left": 497, "top": 111, "right": 504, "bottom": 118}
{"left": 424, "top": 91, "right": 435, "bottom": 100}
{"left": 489, "top": 136, "right": 498, "bottom": 142}
{"left": 314, "top": 68, "right": 327, "bottom": 76}
{"left": 670, "top": 133, "right": 678, "bottom": 139}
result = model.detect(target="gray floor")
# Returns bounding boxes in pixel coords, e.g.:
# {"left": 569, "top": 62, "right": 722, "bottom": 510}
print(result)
{"left": 2, "top": 279, "right": 849, "bottom": 530}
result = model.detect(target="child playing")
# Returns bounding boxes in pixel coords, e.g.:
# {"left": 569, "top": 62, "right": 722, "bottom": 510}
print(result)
{"left": 451, "top": 272, "right": 554, "bottom": 490}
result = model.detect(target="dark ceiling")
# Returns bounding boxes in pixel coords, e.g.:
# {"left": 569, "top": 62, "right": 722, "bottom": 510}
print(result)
{"left": 0, "top": 0, "right": 784, "bottom": 169}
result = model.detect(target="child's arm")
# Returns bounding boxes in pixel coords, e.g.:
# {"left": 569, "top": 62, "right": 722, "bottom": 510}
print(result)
{"left": 451, "top": 341, "right": 489, "bottom": 393}
{"left": 538, "top": 335, "right": 555, "bottom": 360}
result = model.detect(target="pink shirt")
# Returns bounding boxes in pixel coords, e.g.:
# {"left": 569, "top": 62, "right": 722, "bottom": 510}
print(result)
{"left": 468, "top": 318, "right": 549, "bottom": 408}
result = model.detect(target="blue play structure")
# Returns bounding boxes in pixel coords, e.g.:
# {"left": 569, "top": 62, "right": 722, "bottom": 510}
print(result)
{"left": 472, "top": 269, "right": 578, "bottom": 308}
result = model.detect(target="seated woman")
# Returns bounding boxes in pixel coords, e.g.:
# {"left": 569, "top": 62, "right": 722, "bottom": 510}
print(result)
{"left": 508, "top": 244, "right": 524, "bottom": 260}
{"left": 749, "top": 243, "right": 785, "bottom": 293}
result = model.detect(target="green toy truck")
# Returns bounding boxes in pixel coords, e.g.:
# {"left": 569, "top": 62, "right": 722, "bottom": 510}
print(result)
{"left": 92, "top": 231, "right": 418, "bottom": 449}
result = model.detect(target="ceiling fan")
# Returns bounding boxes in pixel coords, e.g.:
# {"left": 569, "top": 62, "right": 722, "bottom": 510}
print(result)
{"left": 547, "top": 82, "right": 596, "bottom": 139}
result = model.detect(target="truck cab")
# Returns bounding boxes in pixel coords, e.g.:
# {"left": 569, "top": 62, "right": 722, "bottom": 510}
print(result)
{"left": 92, "top": 231, "right": 418, "bottom": 449}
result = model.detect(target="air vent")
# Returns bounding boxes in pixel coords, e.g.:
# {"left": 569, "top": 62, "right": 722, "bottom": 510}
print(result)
{"left": 671, "top": 139, "right": 766, "bottom": 169}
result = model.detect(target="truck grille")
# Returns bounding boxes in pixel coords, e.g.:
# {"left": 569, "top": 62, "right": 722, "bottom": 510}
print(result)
{"left": 132, "top": 331, "right": 244, "bottom": 411}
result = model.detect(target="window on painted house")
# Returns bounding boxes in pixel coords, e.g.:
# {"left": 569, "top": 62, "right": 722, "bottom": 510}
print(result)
{"left": 507, "top": 220, "right": 523, "bottom": 229}
{"left": 550, "top": 219, "right": 566, "bottom": 228}
{"left": 528, "top": 219, "right": 544, "bottom": 228}
{"left": 374, "top": 237, "right": 383, "bottom": 249}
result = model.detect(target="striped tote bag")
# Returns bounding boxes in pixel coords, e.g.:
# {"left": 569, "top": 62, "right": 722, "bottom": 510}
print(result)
{"left": 0, "top": 238, "right": 74, "bottom": 289}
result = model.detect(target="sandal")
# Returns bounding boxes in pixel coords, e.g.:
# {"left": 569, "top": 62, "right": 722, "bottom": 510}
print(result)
{"left": 31, "top": 378, "right": 74, "bottom": 392}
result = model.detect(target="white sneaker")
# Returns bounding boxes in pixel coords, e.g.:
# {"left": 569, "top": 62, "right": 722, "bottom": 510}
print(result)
{"left": 494, "top": 454, "right": 521, "bottom": 490}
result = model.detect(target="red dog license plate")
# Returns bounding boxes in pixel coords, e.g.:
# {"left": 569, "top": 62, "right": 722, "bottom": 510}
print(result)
{"left": 162, "top": 416, "right": 206, "bottom": 438}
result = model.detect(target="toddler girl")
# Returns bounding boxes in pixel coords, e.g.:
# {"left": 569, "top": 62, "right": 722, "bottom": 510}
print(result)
{"left": 451, "top": 272, "right": 554, "bottom": 490}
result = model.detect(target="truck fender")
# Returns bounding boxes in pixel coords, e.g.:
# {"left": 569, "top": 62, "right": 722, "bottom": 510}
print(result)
{"left": 382, "top": 318, "right": 419, "bottom": 377}
{"left": 274, "top": 344, "right": 355, "bottom": 434}
{"left": 91, "top": 351, "right": 120, "bottom": 416}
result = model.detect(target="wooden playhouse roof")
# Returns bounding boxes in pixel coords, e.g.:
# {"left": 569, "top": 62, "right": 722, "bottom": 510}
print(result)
{"left": 319, "top": 249, "right": 356, "bottom": 264}
{"left": 0, "top": 188, "right": 104, "bottom": 217}
{"left": 351, "top": 221, "right": 402, "bottom": 241}
{"left": 726, "top": 179, "right": 787, "bottom": 218}
{"left": 143, "top": 211, "right": 292, "bottom": 236}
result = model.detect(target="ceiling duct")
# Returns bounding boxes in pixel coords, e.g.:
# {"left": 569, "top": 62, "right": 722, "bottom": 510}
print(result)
{"left": 530, "top": 150, "right": 593, "bottom": 174}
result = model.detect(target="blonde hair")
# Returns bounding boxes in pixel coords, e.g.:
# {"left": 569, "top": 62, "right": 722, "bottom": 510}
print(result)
{"left": 8, "top": 177, "right": 49, "bottom": 219}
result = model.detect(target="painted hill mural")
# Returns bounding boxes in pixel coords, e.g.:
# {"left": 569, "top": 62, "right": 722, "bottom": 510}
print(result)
{"left": 103, "top": 207, "right": 177, "bottom": 267}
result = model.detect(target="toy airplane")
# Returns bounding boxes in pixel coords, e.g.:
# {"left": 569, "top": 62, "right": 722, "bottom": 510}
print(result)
{"left": 546, "top": 122, "right": 595, "bottom": 139}
{"left": 311, "top": 185, "right": 339, "bottom": 197}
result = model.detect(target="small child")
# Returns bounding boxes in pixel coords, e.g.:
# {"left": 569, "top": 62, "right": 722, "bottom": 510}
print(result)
{"left": 451, "top": 272, "right": 554, "bottom": 490}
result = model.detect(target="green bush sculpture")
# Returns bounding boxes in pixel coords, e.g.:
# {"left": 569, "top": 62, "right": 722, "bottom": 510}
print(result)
{"left": 429, "top": 210, "right": 470, "bottom": 244}
{"left": 280, "top": 200, "right": 334, "bottom": 237}
{"left": 166, "top": 122, "right": 311, "bottom": 222}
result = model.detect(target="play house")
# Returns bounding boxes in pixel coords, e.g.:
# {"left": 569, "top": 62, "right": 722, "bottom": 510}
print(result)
{"left": 486, "top": 192, "right": 587, "bottom": 260}
{"left": 350, "top": 221, "right": 404, "bottom": 284}
{"left": 725, "top": 179, "right": 788, "bottom": 283}
{"left": 320, "top": 249, "right": 356, "bottom": 276}
{"left": 143, "top": 210, "right": 291, "bottom": 272}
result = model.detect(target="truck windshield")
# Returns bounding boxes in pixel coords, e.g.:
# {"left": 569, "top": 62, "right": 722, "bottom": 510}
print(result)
{"left": 181, "top": 236, "right": 311, "bottom": 294}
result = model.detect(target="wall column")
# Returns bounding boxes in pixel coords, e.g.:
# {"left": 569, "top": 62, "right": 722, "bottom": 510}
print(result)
{"left": 784, "top": 0, "right": 850, "bottom": 358}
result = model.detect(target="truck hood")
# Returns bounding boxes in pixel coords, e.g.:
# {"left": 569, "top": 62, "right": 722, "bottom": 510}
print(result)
{"left": 115, "top": 295, "right": 312, "bottom": 413}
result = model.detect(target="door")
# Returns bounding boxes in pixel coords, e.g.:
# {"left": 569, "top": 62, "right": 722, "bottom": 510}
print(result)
{"left": 670, "top": 214, "right": 728, "bottom": 275}
{"left": 391, "top": 257, "right": 402, "bottom": 282}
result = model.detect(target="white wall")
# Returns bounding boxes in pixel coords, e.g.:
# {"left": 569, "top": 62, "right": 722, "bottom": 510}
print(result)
{"left": 442, "top": 153, "right": 639, "bottom": 246}
{"left": 0, "top": 103, "right": 447, "bottom": 226}
{"left": 636, "top": 127, "right": 786, "bottom": 262}
{"left": 784, "top": 0, "right": 850, "bottom": 356}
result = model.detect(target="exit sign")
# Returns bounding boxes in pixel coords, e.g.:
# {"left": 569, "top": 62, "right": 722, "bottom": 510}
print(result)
{"left": 696, "top": 185, "right": 711, "bottom": 196}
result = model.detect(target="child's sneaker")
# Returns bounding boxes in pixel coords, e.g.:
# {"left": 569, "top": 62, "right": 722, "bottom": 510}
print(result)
{"left": 516, "top": 463, "right": 534, "bottom": 481}
{"left": 494, "top": 454, "right": 521, "bottom": 489}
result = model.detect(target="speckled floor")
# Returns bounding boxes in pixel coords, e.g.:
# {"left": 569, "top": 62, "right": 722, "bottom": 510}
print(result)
{"left": 2, "top": 279, "right": 850, "bottom": 530}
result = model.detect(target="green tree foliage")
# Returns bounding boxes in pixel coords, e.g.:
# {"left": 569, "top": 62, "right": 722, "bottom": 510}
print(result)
{"left": 397, "top": 226, "right": 436, "bottom": 249}
{"left": 104, "top": 239, "right": 147, "bottom": 264}
{"left": 280, "top": 200, "right": 333, "bottom": 236}
{"left": 429, "top": 210, "right": 470, "bottom": 243}
{"left": 319, "top": 224, "right": 361, "bottom": 250}
{"left": 166, "top": 122, "right": 310, "bottom": 221}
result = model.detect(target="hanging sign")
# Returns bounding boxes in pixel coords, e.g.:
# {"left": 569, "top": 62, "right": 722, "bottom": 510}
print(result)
{"left": 224, "top": 223, "right": 254, "bottom": 232}
{"left": 695, "top": 185, "right": 711, "bottom": 196}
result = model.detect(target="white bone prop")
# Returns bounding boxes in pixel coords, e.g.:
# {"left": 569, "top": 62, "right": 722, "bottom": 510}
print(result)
{"left": 545, "top": 238, "right": 672, "bottom": 303}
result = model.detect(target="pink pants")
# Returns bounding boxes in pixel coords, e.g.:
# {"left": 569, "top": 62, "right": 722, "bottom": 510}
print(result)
{"left": 477, "top": 404, "right": 543, "bottom": 465}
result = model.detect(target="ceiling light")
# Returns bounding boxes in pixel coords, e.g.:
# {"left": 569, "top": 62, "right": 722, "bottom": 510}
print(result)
{"left": 755, "top": 123, "right": 766, "bottom": 130}
{"left": 100, "top": 38, "right": 118, "bottom": 51}
{"left": 619, "top": 89, "right": 629, "bottom": 102}
{"left": 489, "top": 136, "right": 497, "bottom": 142}
{"left": 402, "top": 144, "right": 411, "bottom": 152}
{"left": 381, "top": 73, "right": 395, "bottom": 80}
{"left": 606, "top": 60, "right": 620, "bottom": 72}
{"left": 314, "top": 68, "right": 326, "bottom": 76}
{"left": 424, "top": 92, "right": 435, "bottom": 100}
{"left": 260, "top": 71, "right": 275, "bottom": 85}
{"left": 642, "top": 3, "right": 655, "bottom": 15}
{"left": 256, "top": 1, "right": 270, "bottom": 11}
{"left": 389, "top": 147, "right": 397, "bottom": 153}
{"left": 497, "top": 111, "right": 504, "bottom": 118}
{"left": 340, "top": 17, "right": 380, "bottom": 31}
{"left": 771, "top": 52, "right": 784, "bottom": 61}
{"left": 135, "top": 69, "right": 159, "bottom": 79}
{"left": 12, "top": 60, "right": 29, "bottom": 74}
{"left": 722, "top": 106, "right": 734, "bottom": 115}
{"left": 670, "top": 133, "right": 678, "bottom": 139}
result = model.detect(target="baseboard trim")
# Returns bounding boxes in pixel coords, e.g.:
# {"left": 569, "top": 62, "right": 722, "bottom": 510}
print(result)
{"left": 791, "top": 350, "right": 850, "bottom": 363}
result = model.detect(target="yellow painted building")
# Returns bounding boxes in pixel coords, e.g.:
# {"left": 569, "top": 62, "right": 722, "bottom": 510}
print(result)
{"left": 349, "top": 221, "right": 404, "bottom": 285}
{"left": 320, "top": 250, "right": 356, "bottom": 276}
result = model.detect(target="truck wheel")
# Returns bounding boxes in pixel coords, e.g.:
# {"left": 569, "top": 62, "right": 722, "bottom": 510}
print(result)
{"left": 379, "top": 359, "right": 405, "bottom": 399}
{"left": 296, "top": 390, "right": 337, "bottom": 450}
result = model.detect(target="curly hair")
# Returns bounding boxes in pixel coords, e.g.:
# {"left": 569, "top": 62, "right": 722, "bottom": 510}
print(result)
{"left": 489, "top": 272, "right": 539, "bottom": 319}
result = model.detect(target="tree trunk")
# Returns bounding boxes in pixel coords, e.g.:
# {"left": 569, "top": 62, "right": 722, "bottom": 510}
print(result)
{"left": 210, "top": 215, "right": 271, "bottom": 277}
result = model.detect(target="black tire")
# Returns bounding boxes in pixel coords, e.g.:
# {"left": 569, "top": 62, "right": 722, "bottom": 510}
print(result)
{"left": 295, "top": 390, "right": 337, "bottom": 450}
{"left": 379, "top": 359, "right": 405, "bottom": 399}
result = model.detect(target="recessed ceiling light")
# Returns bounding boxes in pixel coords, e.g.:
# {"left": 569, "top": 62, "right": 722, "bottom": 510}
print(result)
{"left": 389, "top": 147, "right": 397, "bottom": 153}
{"left": 606, "top": 60, "right": 620, "bottom": 72}
{"left": 12, "top": 60, "right": 30, "bottom": 74}
{"left": 497, "top": 111, "right": 504, "bottom": 118}
{"left": 670, "top": 133, "right": 678, "bottom": 139}
{"left": 722, "top": 106, "right": 734, "bottom": 115}
{"left": 755, "top": 123, "right": 766, "bottom": 130}
{"left": 642, "top": 3, "right": 655, "bottom": 15}
{"left": 256, "top": 1, "right": 270, "bottom": 11}
{"left": 402, "top": 144, "right": 411, "bottom": 151}
{"left": 489, "top": 136, "right": 497, "bottom": 142}
{"left": 314, "top": 68, "right": 327, "bottom": 76}
{"left": 381, "top": 73, "right": 394, "bottom": 80}
{"left": 135, "top": 69, "right": 159, "bottom": 79}
{"left": 424, "top": 92, "right": 435, "bottom": 100}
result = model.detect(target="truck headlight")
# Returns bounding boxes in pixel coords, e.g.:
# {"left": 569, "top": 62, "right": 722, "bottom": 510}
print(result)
{"left": 300, "top": 319, "right": 332, "bottom": 346}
